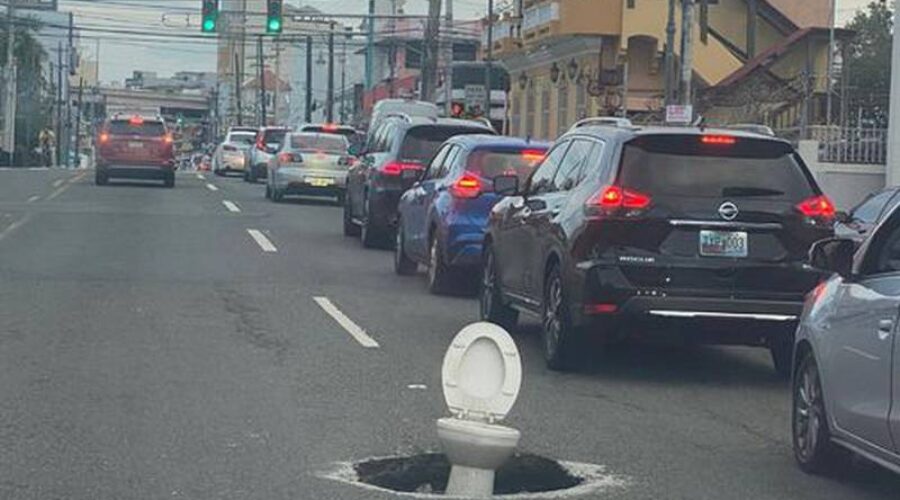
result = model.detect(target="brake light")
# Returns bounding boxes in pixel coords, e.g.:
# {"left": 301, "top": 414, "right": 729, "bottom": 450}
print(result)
{"left": 98, "top": 132, "right": 109, "bottom": 144}
{"left": 256, "top": 137, "right": 266, "bottom": 151}
{"left": 521, "top": 149, "right": 546, "bottom": 164}
{"left": 598, "top": 185, "right": 651, "bottom": 209}
{"left": 382, "top": 161, "right": 422, "bottom": 176}
{"left": 163, "top": 134, "right": 174, "bottom": 144}
{"left": 322, "top": 123, "right": 338, "bottom": 132}
{"left": 451, "top": 172, "right": 482, "bottom": 198}
{"left": 797, "top": 195, "right": 835, "bottom": 219}
{"left": 129, "top": 115, "right": 144, "bottom": 126}
{"left": 701, "top": 135, "right": 737, "bottom": 145}
{"left": 584, "top": 303, "right": 618, "bottom": 315}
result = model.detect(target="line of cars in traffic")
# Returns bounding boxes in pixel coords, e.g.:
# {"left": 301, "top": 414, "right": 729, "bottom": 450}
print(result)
{"left": 205, "top": 99, "right": 900, "bottom": 480}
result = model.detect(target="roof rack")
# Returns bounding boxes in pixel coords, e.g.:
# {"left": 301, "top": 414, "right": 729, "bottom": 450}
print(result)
{"left": 725, "top": 123, "right": 775, "bottom": 136}
{"left": 570, "top": 117, "right": 634, "bottom": 130}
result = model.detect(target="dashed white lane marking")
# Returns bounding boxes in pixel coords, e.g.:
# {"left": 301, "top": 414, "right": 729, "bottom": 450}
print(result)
{"left": 196, "top": 173, "right": 205, "bottom": 180}
{"left": 223, "top": 200, "right": 240, "bottom": 213}
{"left": 46, "top": 182, "right": 72, "bottom": 200}
{"left": 407, "top": 384, "right": 427, "bottom": 390}
{"left": 247, "top": 229, "right": 277, "bottom": 253}
{"left": 206, "top": 183, "right": 219, "bottom": 192}
{"left": 0, "top": 215, "right": 31, "bottom": 242}
{"left": 52, "top": 179, "right": 65, "bottom": 188}
{"left": 27, "top": 195, "right": 40, "bottom": 203}
{"left": 27, "top": 167, "right": 47, "bottom": 171}
{"left": 313, "top": 297, "right": 380, "bottom": 349}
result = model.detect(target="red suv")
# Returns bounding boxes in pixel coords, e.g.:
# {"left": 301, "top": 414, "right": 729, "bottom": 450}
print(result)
{"left": 96, "top": 115, "right": 176, "bottom": 187}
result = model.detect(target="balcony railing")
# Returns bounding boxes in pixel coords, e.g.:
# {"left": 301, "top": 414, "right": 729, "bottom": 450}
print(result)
{"left": 522, "top": 2, "right": 559, "bottom": 32}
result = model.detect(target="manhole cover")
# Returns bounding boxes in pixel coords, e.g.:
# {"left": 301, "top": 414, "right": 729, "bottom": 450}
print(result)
{"left": 319, "top": 452, "right": 628, "bottom": 498}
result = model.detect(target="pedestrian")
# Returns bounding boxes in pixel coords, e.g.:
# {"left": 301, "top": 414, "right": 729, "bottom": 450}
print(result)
{"left": 38, "top": 128, "right": 55, "bottom": 167}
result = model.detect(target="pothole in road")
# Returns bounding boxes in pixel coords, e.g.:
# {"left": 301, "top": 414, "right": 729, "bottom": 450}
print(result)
{"left": 319, "top": 452, "right": 628, "bottom": 498}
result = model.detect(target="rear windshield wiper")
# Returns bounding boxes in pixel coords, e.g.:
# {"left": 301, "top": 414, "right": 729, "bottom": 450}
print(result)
{"left": 721, "top": 186, "right": 785, "bottom": 197}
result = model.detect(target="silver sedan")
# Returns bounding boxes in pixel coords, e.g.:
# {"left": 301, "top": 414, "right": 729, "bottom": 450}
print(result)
{"left": 793, "top": 204, "right": 900, "bottom": 476}
{"left": 266, "top": 132, "right": 353, "bottom": 203}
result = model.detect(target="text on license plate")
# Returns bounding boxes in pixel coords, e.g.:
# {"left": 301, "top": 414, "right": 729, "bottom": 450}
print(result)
{"left": 305, "top": 177, "right": 334, "bottom": 187}
{"left": 699, "top": 230, "right": 748, "bottom": 258}
{"left": 128, "top": 141, "right": 143, "bottom": 149}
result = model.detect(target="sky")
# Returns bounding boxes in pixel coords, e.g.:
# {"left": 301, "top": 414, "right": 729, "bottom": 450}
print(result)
{"left": 55, "top": 0, "right": 878, "bottom": 84}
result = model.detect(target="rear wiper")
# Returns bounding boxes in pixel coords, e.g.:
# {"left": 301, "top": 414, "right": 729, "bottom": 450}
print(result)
{"left": 721, "top": 186, "right": 785, "bottom": 197}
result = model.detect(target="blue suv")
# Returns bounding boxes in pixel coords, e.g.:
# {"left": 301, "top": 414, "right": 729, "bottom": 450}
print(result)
{"left": 394, "top": 135, "right": 549, "bottom": 293}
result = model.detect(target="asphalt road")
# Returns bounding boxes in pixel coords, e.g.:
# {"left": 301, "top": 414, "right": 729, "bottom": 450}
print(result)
{"left": 0, "top": 167, "right": 898, "bottom": 500}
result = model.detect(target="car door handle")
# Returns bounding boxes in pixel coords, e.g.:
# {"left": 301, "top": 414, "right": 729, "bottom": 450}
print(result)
{"left": 878, "top": 319, "right": 894, "bottom": 339}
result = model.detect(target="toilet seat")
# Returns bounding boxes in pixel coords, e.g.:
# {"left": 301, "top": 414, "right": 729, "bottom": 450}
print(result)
{"left": 441, "top": 322, "right": 522, "bottom": 423}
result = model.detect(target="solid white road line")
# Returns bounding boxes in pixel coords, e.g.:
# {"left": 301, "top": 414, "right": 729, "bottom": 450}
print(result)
{"left": 247, "top": 229, "right": 277, "bottom": 253}
{"left": 27, "top": 195, "right": 40, "bottom": 203}
{"left": 206, "top": 183, "right": 219, "bottom": 192}
{"left": 223, "top": 200, "right": 240, "bottom": 213}
{"left": 52, "top": 179, "right": 65, "bottom": 188}
{"left": 313, "top": 297, "right": 380, "bottom": 349}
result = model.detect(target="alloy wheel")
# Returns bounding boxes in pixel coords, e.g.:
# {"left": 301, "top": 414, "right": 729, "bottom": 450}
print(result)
{"left": 794, "top": 360, "right": 822, "bottom": 462}
{"left": 543, "top": 275, "right": 563, "bottom": 361}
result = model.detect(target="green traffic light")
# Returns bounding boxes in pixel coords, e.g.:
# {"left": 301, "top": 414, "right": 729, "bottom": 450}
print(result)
{"left": 267, "top": 18, "right": 282, "bottom": 33}
{"left": 202, "top": 18, "right": 216, "bottom": 32}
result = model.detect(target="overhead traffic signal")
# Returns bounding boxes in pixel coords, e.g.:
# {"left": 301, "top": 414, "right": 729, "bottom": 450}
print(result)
{"left": 266, "top": 0, "right": 283, "bottom": 34}
{"left": 201, "top": 0, "right": 218, "bottom": 33}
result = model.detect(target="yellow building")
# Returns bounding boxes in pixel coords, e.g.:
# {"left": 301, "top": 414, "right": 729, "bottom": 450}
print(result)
{"left": 494, "top": 0, "right": 847, "bottom": 138}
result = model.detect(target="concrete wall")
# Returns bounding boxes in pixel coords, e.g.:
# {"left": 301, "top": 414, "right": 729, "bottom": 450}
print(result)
{"left": 798, "top": 140, "right": 886, "bottom": 210}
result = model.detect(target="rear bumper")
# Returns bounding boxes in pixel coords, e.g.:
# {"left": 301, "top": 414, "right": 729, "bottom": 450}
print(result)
{"left": 274, "top": 169, "right": 347, "bottom": 197}
{"left": 445, "top": 223, "right": 487, "bottom": 267}
{"left": 98, "top": 164, "right": 173, "bottom": 179}
{"left": 620, "top": 296, "right": 802, "bottom": 321}
{"left": 219, "top": 155, "right": 246, "bottom": 171}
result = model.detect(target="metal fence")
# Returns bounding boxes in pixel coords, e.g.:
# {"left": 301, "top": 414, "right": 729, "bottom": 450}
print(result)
{"left": 809, "top": 126, "right": 887, "bottom": 165}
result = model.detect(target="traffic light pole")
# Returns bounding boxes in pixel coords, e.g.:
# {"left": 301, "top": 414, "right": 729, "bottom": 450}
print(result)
{"left": 258, "top": 35, "right": 266, "bottom": 127}
{"left": 326, "top": 23, "right": 335, "bottom": 123}
{"left": 234, "top": 51, "right": 243, "bottom": 126}
{"left": 305, "top": 35, "right": 312, "bottom": 123}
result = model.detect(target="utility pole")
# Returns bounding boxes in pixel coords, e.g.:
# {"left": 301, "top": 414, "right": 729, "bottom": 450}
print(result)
{"left": 444, "top": 0, "right": 454, "bottom": 115}
{"left": 273, "top": 38, "right": 282, "bottom": 123}
{"left": 826, "top": 0, "right": 836, "bottom": 126}
{"left": 74, "top": 77, "right": 82, "bottom": 168}
{"left": 365, "top": 0, "right": 375, "bottom": 90}
{"left": 886, "top": 0, "right": 900, "bottom": 185}
{"left": 305, "top": 35, "right": 313, "bottom": 122}
{"left": 679, "top": 0, "right": 695, "bottom": 107}
{"left": 484, "top": 0, "right": 494, "bottom": 120}
{"left": 56, "top": 42, "right": 63, "bottom": 165}
{"left": 663, "top": 0, "right": 676, "bottom": 105}
{"left": 340, "top": 35, "right": 347, "bottom": 123}
{"left": 65, "top": 13, "right": 74, "bottom": 168}
{"left": 327, "top": 23, "right": 335, "bottom": 123}
{"left": 5, "top": 0, "right": 16, "bottom": 164}
{"left": 257, "top": 35, "right": 266, "bottom": 127}
{"left": 422, "top": 0, "right": 442, "bottom": 102}
{"left": 234, "top": 51, "right": 243, "bottom": 126}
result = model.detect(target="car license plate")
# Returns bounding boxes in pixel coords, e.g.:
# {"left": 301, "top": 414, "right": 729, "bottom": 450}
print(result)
{"left": 306, "top": 177, "right": 334, "bottom": 187}
{"left": 128, "top": 141, "right": 143, "bottom": 149}
{"left": 402, "top": 169, "right": 419, "bottom": 180}
{"left": 699, "top": 230, "right": 748, "bottom": 258}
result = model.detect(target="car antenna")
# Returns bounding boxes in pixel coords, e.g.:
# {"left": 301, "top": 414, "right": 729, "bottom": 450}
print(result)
{"left": 693, "top": 114, "right": 706, "bottom": 130}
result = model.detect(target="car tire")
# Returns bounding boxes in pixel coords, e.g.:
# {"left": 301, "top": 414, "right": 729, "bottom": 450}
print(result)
{"left": 95, "top": 171, "right": 108, "bottom": 186}
{"left": 361, "top": 198, "right": 386, "bottom": 249}
{"left": 480, "top": 245, "right": 519, "bottom": 331}
{"left": 248, "top": 166, "right": 258, "bottom": 183}
{"left": 272, "top": 187, "right": 284, "bottom": 202}
{"left": 770, "top": 331, "right": 794, "bottom": 380}
{"left": 793, "top": 350, "right": 849, "bottom": 474}
{"left": 343, "top": 191, "right": 361, "bottom": 237}
{"left": 265, "top": 184, "right": 272, "bottom": 199}
{"left": 394, "top": 222, "right": 418, "bottom": 276}
{"left": 164, "top": 173, "right": 175, "bottom": 188}
{"left": 542, "top": 264, "right": 583, "bottom": 372}
{"left": 427, "top": 234, "right": 452, "bottom": 294}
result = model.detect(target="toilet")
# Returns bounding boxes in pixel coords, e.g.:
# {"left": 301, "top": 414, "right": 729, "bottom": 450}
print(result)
{"left": 437, "top": 322, "right": 523, "bottom": 497}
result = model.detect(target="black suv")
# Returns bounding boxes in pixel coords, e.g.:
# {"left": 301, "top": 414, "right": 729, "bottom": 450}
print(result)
{"left": 481, "top": 124, "right": 834, "bottom": 375}
{"left": 344, "top": 116, "right": 495, "bottom": 247}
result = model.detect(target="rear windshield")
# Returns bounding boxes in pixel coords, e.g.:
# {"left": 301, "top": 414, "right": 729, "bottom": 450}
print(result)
{"left": 108, "top": 120, "right": 165, "bottom": 137}
{"left": 619, "top": 135, "right": 815, "bottom": 201}
{"left": 290, "top": 134, "right": 348, "bottom": 153}
{"left": 302, "top": 126, "right": 355, "bottom": 138}
{"left": 263, "top": 129, "right": 288, "bottom": 144}
{"left": 227, "top": 132, "right": 256, "bottom": 145}
{"left": 400, "top": 126, "right": 488, "bottom": 162}
{"left": 467, "top": 148, "right": 547, "bottom": 182}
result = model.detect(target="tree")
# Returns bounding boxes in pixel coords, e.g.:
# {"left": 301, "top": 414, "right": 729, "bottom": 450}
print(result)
{"left": 0, "top": 17, "right": 53, "bottom": 165}
{"left": 844, "top": 1, "right": 893, "bottom": 127}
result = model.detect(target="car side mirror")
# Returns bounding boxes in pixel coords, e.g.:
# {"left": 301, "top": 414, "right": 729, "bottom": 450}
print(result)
{"left": 809, "top": 237, "right": 855, "bottom": 278}
{"left": 348, "top": 143, "right": 365, "bottom": 157}
{"left": 834, "top": 211, "right": 851, "bottom": 224}
{"left": 493, "top": 175, "right": 519, "bottom": 197}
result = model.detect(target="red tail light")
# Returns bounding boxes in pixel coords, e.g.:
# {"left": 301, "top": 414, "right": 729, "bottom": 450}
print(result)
{"left": 129, "top": 115, "right": 144, "bottom": 126}
{"left": 163, "top": 134, "right": 174, "bottom": 144}
{"left": 797, "top": 195, "right": 835, "bottom": 219}
{"left": 98, "top": 132, "right": 109, "bottom": 144}
{"left": 381, "top": 161, "right": 423, "bottom": 176}
{"left": 701, "top": 135, "right": 737, "bottom": 145}
{"left": 584, "top": 303, "right": 618, "bottom": 315}
{"left": 521, "top": 149, "right": 546, "bottom": 164}
{"left": 597, "top": 185, "right": 651, "bottom": 209}
{"left": 322, "top": 123, "right": 339, "bottom": 132}
{"left": 256, "top": 137, "right": 266, "bottom": 151}
{"left": 451, "top": 172, "right": 482, "bottom": 198}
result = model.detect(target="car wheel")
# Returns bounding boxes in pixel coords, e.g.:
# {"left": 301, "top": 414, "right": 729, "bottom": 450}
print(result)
{"left": 343, "top": 191, "right": 361, "bottom": 237}
{"left": 248, "top": 166, "right": 258, "bottom": 183}
{"left": 542, "top": 264, "right": 582, "bottom": 371}
{"left": 427, "top": 234, "right": 452, "bottom": 294}
{"left": 480, "top": 245, "right": 519, "bottom": 331}
{"left": 265, "top": 184, "right": 272, "bottom": 199}
{"left": 361, "top": 198, "right": 385, "bottom": 249}
{"left": 95, "top": 171, "right": 108, "bottom": 186}
{"left": 770, "top": 331, "right": 794, "bottom": 380}
{"left": 394, "top": 222, "right": 418, "bottom": 276}
{"left": 164, "top": 173, "right": 175, "bottom": 188}
{"left": 793, "top": 350, "right": 849, "bottom": 474}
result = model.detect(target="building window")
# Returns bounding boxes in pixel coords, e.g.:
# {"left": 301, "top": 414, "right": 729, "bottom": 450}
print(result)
{"left": 557, "top": 86, "right": 569, "bottom": 137}
{"left": 510, "top": 94, "right": 520, "bottom": 136}
{"left": 576, "top": 84, "right": 587, "bottom": 120}
{"left": 540, "top": 88, "right": 551, "bottom": 140}
{"left": 626, "top": 0, "right": 635, "bottom": 8}
{"left": 526, "top": 85, "right": 535, "bottom": 138}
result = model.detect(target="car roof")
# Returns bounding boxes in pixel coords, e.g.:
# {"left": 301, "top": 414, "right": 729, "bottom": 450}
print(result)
{"left": 391, "top": 116, "right": 494, "bottom": 130}
{"left": 446, "top": 134, "right": 552, "bottom": 150}
{"left": 562, "top": 124, "right": 791, "bottom": 146}
{"left": 289, "top": 131, "right": 348, "bottom": 140}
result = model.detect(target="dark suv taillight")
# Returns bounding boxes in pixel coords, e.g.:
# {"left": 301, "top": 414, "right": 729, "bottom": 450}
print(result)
{"left": 585, "top": 185, "right": 652, "bottom": 217}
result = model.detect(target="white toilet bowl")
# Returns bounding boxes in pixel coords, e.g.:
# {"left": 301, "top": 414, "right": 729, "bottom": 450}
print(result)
{"left": 437, "top": 322, "right": 523, "bottom": 497}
